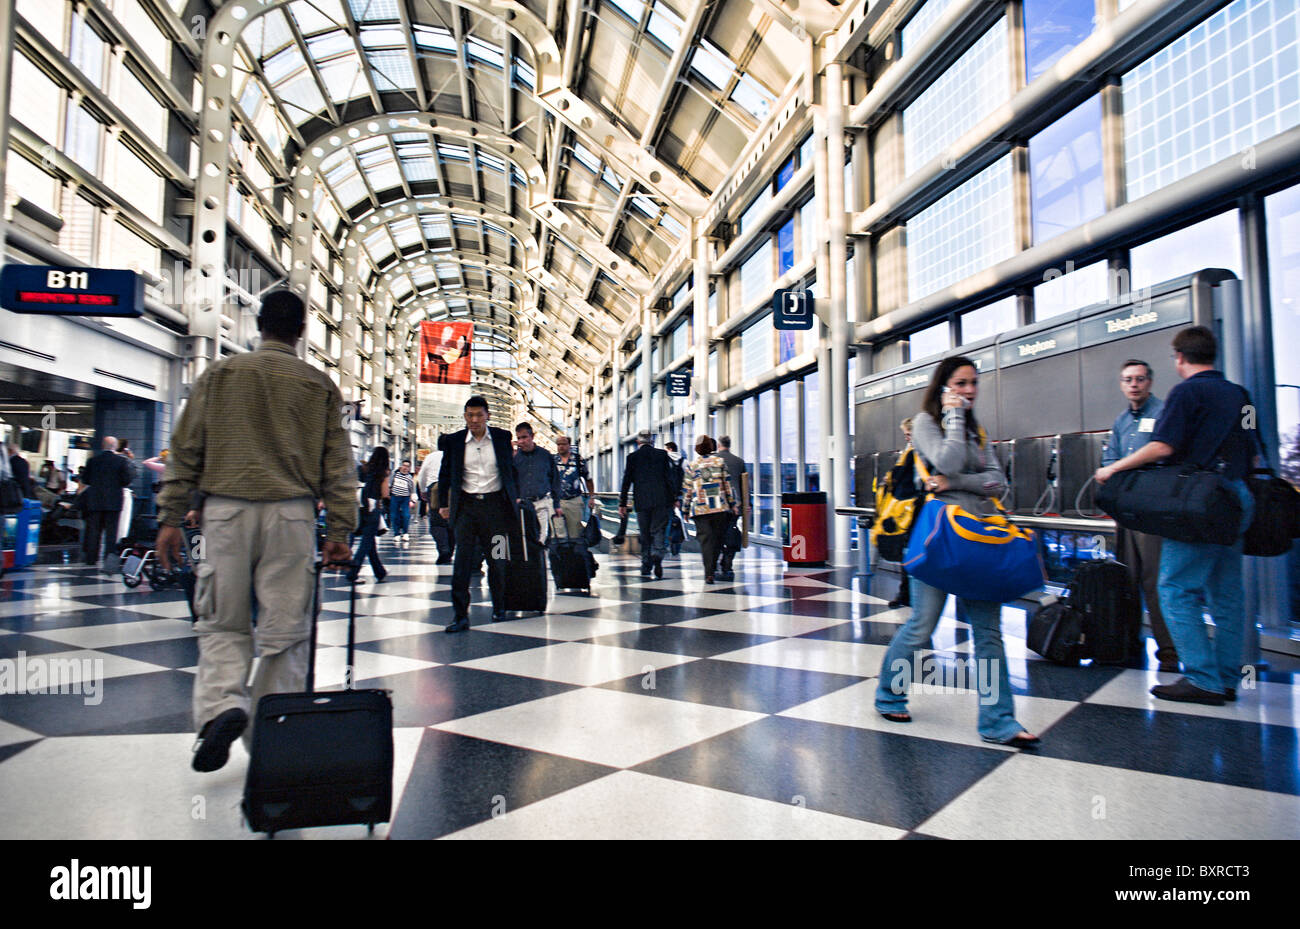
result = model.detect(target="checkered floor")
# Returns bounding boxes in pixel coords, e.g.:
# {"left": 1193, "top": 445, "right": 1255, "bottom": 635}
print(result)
{"left": 1, "top": 534, "right": 1297, "bottom": 840}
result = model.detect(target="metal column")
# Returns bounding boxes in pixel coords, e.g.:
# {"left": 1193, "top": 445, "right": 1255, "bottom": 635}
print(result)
{"left": 0, "top": 0, "right": 14, "bottom": 266}
{"left": 825, "top": 59, "right": 852, "bottom": 566}
{"left": 693, "top": 225, "right": 711, "bottom": 441}
{"left": 639, "top": 298, "right": 653, "bottom": 435}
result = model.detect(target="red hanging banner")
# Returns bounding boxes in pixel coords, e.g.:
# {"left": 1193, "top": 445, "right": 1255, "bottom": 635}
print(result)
{"left": 419, "top": 320, "right": 473, "bottom": 384}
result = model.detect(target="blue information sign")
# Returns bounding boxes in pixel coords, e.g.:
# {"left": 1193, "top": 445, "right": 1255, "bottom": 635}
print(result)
{"left": 666, "top": 371, "right": 691, "bottom": 397}
{"left": 773, "top": 289, "right": 814, "bottom": 330}
{"left": 0, "top": 265, "right": 144, "bottom": 318}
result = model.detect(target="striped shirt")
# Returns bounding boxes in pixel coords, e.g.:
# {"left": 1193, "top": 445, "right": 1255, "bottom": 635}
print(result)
{"left": 390, "top": 471, "right": 415, "bottom": 498}
{"left": 158, "top": 341, "right": 358, "bottom": 542}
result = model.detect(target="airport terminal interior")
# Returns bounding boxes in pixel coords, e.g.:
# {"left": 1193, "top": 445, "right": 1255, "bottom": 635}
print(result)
{"left": 1, "top": 0, "right": 1299, "bottom": 839}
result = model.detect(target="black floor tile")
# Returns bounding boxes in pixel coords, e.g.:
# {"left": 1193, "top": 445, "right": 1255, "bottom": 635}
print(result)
{"left": 355, "top": 630, "right": 549, "bottom": 664}
{"left": 353, "top": 665, "right": 577, "bottom": 728}
{"left": 0, "top": 607, "right": 177, "bottom": 633}
{"left": 98, "top": 637, "right": 201, "bottom": 670}
{"left": 564, "top": 604, "right": 733, "bottom": 624}
{"left": 0, "top": 670, "right": 195, "bottom": 737}
{"left": 1034, "top": 703, "right": 1300, "bottom": 795}
{"left": 0, "top": 740, "right": 40, "bottom": 764}
{"left": 752, "top": 598, "right": 875, "bottom": 619}
{"left": 634, "top": 715, "right": 1010, "bottom": 831}
{"left": 581, "top": 626, "right": 781, "bottom": 658}
{"left": 599, "top": 658, "right": 866, "bottom": 714}
{"left": 0, "top": 633, "right": 88, "bottom": 660}
{"left": 798, "top": 618, "right": 910, "bottom": 647}
{"left": 389, "top": 729, "right": 616, "bottom": 838}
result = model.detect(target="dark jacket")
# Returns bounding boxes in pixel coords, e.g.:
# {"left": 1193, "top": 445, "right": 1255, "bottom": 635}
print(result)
{"left": 81, "top": 450, "right": 134, "bottom": 512}
{"left": 436, "top": 426, "right": 521, "bottom": 524}
{"left": 620, "top": 444, "right": 678, "bottom": 511}
{"left": 716, "top": 449, "right": 746, "bottom": 501}
{"left": 9, "top": 455, "right": 36, "bottom": 499}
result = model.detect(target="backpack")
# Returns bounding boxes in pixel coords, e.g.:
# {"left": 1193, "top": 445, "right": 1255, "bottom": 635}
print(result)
{"left": 871, "top": 448, "right": 921, "bottom": 562}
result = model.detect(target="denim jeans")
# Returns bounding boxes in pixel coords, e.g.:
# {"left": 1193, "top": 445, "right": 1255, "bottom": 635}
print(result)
{"left": 874, "top": 576, "right": 1023, "bottom": 742}
{"left": 389, "top": 495, "right": 410, "bottom": 536}
{"left": 1157, "top": 480, "right": 1254, "bottom": 693}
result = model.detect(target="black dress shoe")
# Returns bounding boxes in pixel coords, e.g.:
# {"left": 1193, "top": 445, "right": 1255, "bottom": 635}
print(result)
{"left": 1150, "top": 677, "right": 1224, "bottom": 706}
{"left": 1223, "top": 687, "right": 1237, "bottom": 702}
{"left": 654, "top": 560, "right": 663, "bottom": 579}
{"left": 492, "top": 610, "right": 507, "bottom": 622}
{"left": 444, "top": 617, "right": 470, "bottom": 633}
{"left": 192, "top": 708, "right": 248, "bottom": 772}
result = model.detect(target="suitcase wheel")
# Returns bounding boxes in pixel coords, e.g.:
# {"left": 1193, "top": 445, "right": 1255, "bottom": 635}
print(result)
{"left": 123, "top": 574, "right": 142, "bottom": 588}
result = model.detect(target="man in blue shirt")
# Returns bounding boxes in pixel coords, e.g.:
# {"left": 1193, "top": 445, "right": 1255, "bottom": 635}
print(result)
{"left": 1095, "top": 327, "right": 1257, "bottom": 706}
{"left": 1101, "top": 359, "right": 1177, "bottom": 671}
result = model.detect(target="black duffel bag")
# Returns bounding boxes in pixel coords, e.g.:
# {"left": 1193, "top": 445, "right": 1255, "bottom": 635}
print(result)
{"left": 1095, "top": 464, "right": 1244, "bottom": 546}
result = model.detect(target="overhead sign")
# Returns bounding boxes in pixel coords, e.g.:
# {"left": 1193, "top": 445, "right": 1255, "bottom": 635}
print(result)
{"left": 1079, "top": 291, "right": 1192, "bottom": 348}
{"left": 419, "top": 320, "right": 473, "bottom": 384}
{"left": 773, "top": 289, "right": 814, "bottom": 330}
{"left": 998, "top": 322, "right": 1079, "bottom": 369}
{"left": 0, "top": 265, "right": 144, "bottom": 318}
{"left": 666, "top": 371, "right": 691, "bottom": 396}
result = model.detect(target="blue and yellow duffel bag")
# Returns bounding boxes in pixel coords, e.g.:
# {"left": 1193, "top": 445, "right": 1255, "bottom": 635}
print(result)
{"left": 902, "top": 461, "right": 1045, "bottom": 603}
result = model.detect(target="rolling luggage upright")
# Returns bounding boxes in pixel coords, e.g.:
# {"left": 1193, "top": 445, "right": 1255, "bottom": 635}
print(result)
{"left": 549, "top": 514, "right": 592, "bottom": 592}
{"left": 242, "top": 559, "right": 393, "bottom": 837}
{"left": 1069, "top": 559, "right": 1140, "bottom": 664}
{"left": 502, "top": 507, "right": 548, "bottom": 613}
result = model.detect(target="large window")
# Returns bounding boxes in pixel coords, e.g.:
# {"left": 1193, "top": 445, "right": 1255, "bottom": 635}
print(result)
{"left": 9, "top": 54, "right": 62, "bottom": 144}
{"left": 803, "top": 371, "right": 821, "bottom": 491}
{"left": 1024, "top": 0, "right": 1097, "bottom": 83}
{"left": 960, "top": 296, "right": 1019, "bottom": 344}
{"left": 909, "top": 320, "right": 950, "bottom": 361}
{"left": 742, "top": 314, "right": 774, "bottom": 381}
{"left": 1122, "top": 0, "right": 1300, "bottom": 201}
{"left": 907, "top": 155, "right": 1017, "bottom": 302}
{"left": 757, "top": 390, "right": 776, "bottom": 537}
{"left": 780, "top": 381, "right": 799, "bottom": 493}
{"left": 904, "top": 18, "right": 1010, "bottom": 175}
{"left": 743, "top": 395, "right": 757, "bottom": 524}
{"left": 1033, "top": 260, "right": 1107, "bottom": 321}
{"left": 1030, "top": 97, "right": 1105, "bottom": 243}
{"left": 1128, "top": 211, "right": 1242, "bottom": 292}
{"left": 740, "top": 244, "right": 773, "bottom": 309}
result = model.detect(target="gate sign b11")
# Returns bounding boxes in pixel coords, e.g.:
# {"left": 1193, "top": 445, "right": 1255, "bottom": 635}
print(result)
{"left": 666, "top": 371, "right": 691, "bottom": 397}
{"left": 773, "top": 289, "right": 814, "bottom": 330}
{"left": 0, "top": 265, "right": 144, "bottom": 318}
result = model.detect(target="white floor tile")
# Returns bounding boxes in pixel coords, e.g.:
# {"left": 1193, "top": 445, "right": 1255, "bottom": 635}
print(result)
{"left": 111, "top": 601, "right": 197, "bottom": 619}
{"left": 311, "top": 647, "right": 439, "bottom": 689}
{"left": 473, "top": 614, "right": 652, "bottom": 642}
{"left": 645, "top": 593, "right": 793, "bottom": 611}
{"left": 918, "top": 754, "right": 1300, "bottom": 840}
{"left": 803, "top": 589, "right": 891, "bottom": 605}
{"left": 8, "top": 649, "right": 169, "bottom": 684}
{"left": 0, "top": 599, "right": 99, "bottom": 618}
{"left": 320, "top": 596, "right": 446, "bottom": 617}
{"left": 780, "top": 679, "right": 1076, "bottom": 749}
{"left": 313, "top": 616, "right": 438, "bottom": 646}
{"left": 712, "top": 638, "right": 888, "bottom": 677}
{"left": 1086, "top": 669, "right": 1300, "bottom": 728}
{"left": 434, "top": 687, "right": 761, "bottom": 768}
{"left": 451, "top": 641, "right": 694, "bottom": 686}
{"left": 444, "top": 770, "right": 903, "bottom": 840}
{"left": 32, "top": 619, "right": 196, "bottom": 649}
{"left": 0, "top": 719, "right": 43, "bottom": 747}
{"left": 672, "top": 610, "right": 846, "bottom": 638}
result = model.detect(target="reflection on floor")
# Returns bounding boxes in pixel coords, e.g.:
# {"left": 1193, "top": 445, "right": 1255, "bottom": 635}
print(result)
{"left": 1, "top": 536, "right": 1296, "bottom": 839}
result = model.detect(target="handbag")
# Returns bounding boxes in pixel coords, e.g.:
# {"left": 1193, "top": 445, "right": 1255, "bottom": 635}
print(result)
{"left": 669, "top": 513, "right": 685, "bottom": 543}
{"left": 1241, "top": 426, "right": 1300, "bottom": 556}
{"left": 903, "top": 457, "right": 1044, "bottom": 603}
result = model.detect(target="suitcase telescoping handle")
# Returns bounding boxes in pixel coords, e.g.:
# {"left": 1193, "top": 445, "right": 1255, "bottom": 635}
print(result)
{"left": 307, "top": 560, "right": 360, "bottom": 693}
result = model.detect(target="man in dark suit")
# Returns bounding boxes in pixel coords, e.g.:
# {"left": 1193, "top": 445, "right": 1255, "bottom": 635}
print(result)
{"left": 715, "top": 436, "right": 747, "bottom": 581}
{"left": 438, "top": 396, "right": 521, "bottom": 632}
{"left": 619, "top": 429, "right": 679, "bottom": 578}
{"left": 80, "top": 436, "right": 134, "bottom": 572}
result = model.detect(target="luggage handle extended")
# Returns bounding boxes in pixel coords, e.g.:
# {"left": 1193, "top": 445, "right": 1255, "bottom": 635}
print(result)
{"left": 306, "top": 559, "right": 361, "bottom": 694}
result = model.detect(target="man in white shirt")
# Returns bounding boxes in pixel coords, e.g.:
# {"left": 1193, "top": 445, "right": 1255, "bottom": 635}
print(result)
{"left": 416, "top": 439, "right": 454, "bottom": 563}
{"left": 437, "top": 397, "right": 521, "bottom": 632}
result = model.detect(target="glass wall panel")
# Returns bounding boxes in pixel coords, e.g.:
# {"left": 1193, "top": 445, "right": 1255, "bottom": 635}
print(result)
{"left": 960, "top": 296, "right": 1019, "bottom": 344}
{"left": 778, "top": 218, "right": 795, "bottom": 275}
{"left": 740, "top": 243, "right": 773, "bottom": 309}
{"left": 742, "top": 314, "right": 774, "bottom": 381}
{"left": 904, "top": 18, "right": 1010, "bottom": 174}
{"left": 780, "top": 380, "right": 799, "bottom": 492}
{"left": 1128, "top": 211, "right": 1243, "bottom": 292}
{"left": 758, "top": 390, "right": 776, "bottom": 537}
{"left": 803, "top": 371, "right": 820, "bottom": 491}
{"left": 1122, "top": 0, "right": 1300, "bottom": 202}
{"left": 907, "top": 155, "right": 1016, "bottom": 302}
{"left": 1033, "top": 259, "right": 1107, "bottom": 321}
{"left": 909, "top": 320, "right": 950, "bottom": 361}
{"left": 902, "top": 0, "right": 957, "bottom": 54}
{"left": 1024, "top": 0, "right": 1097, "bottom": 83}
{"left": 743, "top": 395, "right": 757, "bottom": 529}
{"left": 8, "top": 54, "right": 62, "bottom": 144}
{"left": 1030, "top": 96, "right": 1105, "bottom": 243}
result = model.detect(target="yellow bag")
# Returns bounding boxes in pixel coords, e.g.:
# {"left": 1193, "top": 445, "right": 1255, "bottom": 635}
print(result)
{"left": 871, "top": 448, "right": 921, "bottom": 562}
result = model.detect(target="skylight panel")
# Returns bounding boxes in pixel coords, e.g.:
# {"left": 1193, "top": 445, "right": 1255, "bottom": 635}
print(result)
{"left": 421, "top": 217, "right": 451, "bottom": 239}
{"left": 513, "top": 59, "right": 535, "bottom": 89}
{"left": 607, "top": 0, "right": 647, "bottom": 23}
{"left": 659, "top": 212, "right": 684, "bottom": 237}
{"left": 318, "top": 54, "right": 365, "bottom": 100}
{"left": 367, "top": 50, "right": 416, "bottom": 90}
{"left": 307, "top": 30, "right": 353, "bottom": 61}
{"left": 245, "top": 10, "right": 294, "bottom": 59}
{"left": 437, "top": 142, "right": 470, "bottom": 161}
{"left": 629, "top": 193, "right": 655, "bottom": 216}
{"left": 348, "top": 0, "right": 399, "bottom": 21}
{"left": 364, "top": 162, "right": 403, "bottom": 191}
{"left": 290, "top": 0, "right": 345, "bottom": 35}
{"left": 731, "top": 73, "right": 772, "bottom": 120}
{"left": 647, "top": 2, "right": 682, "bottom": 48}
{"left": 571, "top": 141, "right": 601, "bottom": 173}
{"left": 332, "top": 175, "right": 370, "bottom": 206}
{"left": 356, "top": 146, "right": 393, "bottom": 168}
{"left": 359, "top": 27, "right": 406, "bottom": 49}
{"left": 477, "top": 150, "right": 506, "bottom": 173}
{"left": 264, "top": 46, "right": 307, "bottom": 84}
{"left": 391, "top": 218, "right": 420, "bottom": 247}
{"left": 436, "top": 263, "right": 460, "bottom": 281}
{"left": 691, "top": 41, "right": 733, "bottom": 90}
{"left": 467, "top": 38, "right": 505, "bottom": 69}
{"left": 413, "top": 26, "right": 455, "bottom": 52}
{"left": 400, "top": 154, "right": 438, "bottom": 181}
{"left": 601, "top": 164, "right": 623, "bottom": 190}
{"left": 276, "top": 74, "right": 327, "bottom": 118}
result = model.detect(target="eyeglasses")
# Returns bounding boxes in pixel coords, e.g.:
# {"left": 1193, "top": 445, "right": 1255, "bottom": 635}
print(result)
{"left": 1120, "top": 376, "right": 1150, "bottom": 384}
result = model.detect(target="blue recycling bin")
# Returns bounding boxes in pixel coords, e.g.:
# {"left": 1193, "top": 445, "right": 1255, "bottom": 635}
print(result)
{"left": 10, "top": 499, "right": 42, "bottom": 568}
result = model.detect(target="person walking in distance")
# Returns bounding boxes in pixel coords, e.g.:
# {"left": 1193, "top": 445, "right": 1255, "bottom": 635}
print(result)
{"left": 389, "top": 459, "right": 416, "bottom": 545}
{"left": 664, "top": 442, "right": 685, "bottom": 556}
{"left": 514, "top": 423, "right": 562, "bottom": 545}
{"left": 714, "top": 436, "right": 747, "bottom": 581}
{"left": 619, "top": 429, "right": 678, "bottom": 578}
{"left": 156, "top": 290, "right": 355, "bottom": 772}
{"left": 350, "top": 447, "right": 390, "bottom": 583}
{"left": 438, "top": 396, "right": 522, "bottom": 633}
{"left": 417, "top": 436, "right": 454, "bottom": 563}
{"left": 1094, "top": 327, "right": 1259, "bottom": 706}
{"left": 554, "top": 436, "right": 594, "bottom": 539}
{"left": 1101, "top": 359, "right": 1178, "bottom": 671}
{"left": 682, "top": 436, "right": 738, "bottom": 584}
{"left": 79, "top": 436, "right": 134, "bottom": 574}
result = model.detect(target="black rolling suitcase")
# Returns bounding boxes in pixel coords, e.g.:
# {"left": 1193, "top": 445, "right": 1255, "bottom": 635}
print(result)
{"left": 503, "top": 508, "right": 548, "bottom": 613}
{"left": 242, "top": 560, "right": 393, "bottom": 837}
{"left": 1027, "top": 598, "right": 1086, "bottom": 665}
{"left": 549, "top": 515, "right": 592, "bottom": 592}
{"left": 1070, "top": 559, "right": 1140, "bottom": 665}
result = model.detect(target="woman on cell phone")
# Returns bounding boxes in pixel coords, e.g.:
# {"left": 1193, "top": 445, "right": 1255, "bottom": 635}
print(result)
{"left": 873, "top": 355, "right": 1040, "bottom": 747}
